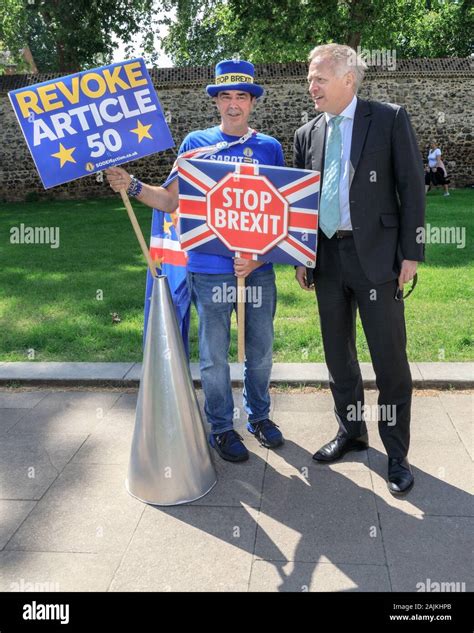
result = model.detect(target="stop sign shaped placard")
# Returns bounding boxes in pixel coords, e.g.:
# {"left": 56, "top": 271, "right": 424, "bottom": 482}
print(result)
{"left": 207, "top": 173, "right": 288, "bottom": 254}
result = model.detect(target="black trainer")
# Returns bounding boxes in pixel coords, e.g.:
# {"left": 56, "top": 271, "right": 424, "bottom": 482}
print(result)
{"left": 209, "top": 430, "right": 249, "bottom": 462}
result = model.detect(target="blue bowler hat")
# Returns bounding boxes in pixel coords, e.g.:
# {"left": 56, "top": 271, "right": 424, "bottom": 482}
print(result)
{"left": 206, "top": 59, "right": 264, "bottom": 98}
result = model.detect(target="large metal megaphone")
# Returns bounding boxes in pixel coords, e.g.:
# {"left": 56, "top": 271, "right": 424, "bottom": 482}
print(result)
{"left": 126, "top": 275, "right": 217, "bottom": 505}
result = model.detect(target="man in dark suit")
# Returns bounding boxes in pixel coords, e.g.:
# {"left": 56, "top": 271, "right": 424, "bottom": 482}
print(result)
{"left": 294, "top": 44, "right": 425, "bottom": 495}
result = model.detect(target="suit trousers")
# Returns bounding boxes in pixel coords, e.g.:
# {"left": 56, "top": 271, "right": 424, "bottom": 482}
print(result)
{"left": 314, "top": 232, "right": 412, "bottom": 459}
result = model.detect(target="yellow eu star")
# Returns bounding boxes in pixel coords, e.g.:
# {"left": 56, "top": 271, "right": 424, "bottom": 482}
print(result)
{"left": 131, "top": 120, "right": 153, "bottom": 142}
{"left": 51, "top": 143, "right": 76, "bottom": 167}
{"left": 153, "top": 254, "right": 163, "bottom": 269}
{"left": 163, "top": 219, "right": 174, "bottom": 235}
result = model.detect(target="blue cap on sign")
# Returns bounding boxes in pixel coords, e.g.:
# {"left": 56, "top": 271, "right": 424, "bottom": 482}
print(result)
{"left": 206, "top": 59, "right": 264, "bottom": 98}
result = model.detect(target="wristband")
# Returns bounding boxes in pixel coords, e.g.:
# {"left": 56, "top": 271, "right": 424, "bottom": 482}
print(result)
{"left": 127, "top": 175, "right": 143, "bottom": 197}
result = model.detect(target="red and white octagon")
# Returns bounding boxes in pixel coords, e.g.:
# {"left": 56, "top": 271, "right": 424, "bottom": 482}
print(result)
{"left": 207, "top": 173, "right": 288, "bottom": 254}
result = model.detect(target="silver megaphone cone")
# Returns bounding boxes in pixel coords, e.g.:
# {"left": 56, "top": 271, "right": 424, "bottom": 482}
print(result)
{"left": 126, "top": 275, "right": 217, "bottom": 505}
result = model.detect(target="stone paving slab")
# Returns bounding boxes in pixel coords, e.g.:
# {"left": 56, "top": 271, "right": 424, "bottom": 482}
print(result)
{"left": 30, "top": 391, "right": 121, "bottom": 411}
{"left": 364, "top": 391, "right": 467, "bottom": 444}
{"left": 380, "top": 512, "right": 473, "bottom": 592}
{"left": 0, "top": 391, "right": 50, "bottom": 408}
{"left": 0, "top": 551, "right": 122, "bottom": 592}
{"left": 248, "top": 560, "right": 392, "bottom": 592}
{"left": 0, "top": 409, "right": 29, "bottom": 437}
{"left": 109, "top": 505, "right": 259, "bottom": 592}
{"left": 7, "top": 407, "right": 110, "bottom": 439}
{"left": 439, "top": 392, "right": 473, "bottom": 458}
{"left": 0, "top": 500, "right": 36, "bottom": 549}
{"left": 271, "top": 391, "right": 335, "bottom": 412}
{"left": 110, "top": 393, "right": 138, "bottom": 411}
{"left": 70, "top": 410, "right": 135, "bottom": 466}
{"left": 189, "top": 436, "right": 267, "bottom": 508}
{"left": 6, "top": 463, "right": 144, "bottom": 554}
{"left": 266, "top": 411, "right": 369, "bottom": 473}
{"left": 4, "top": 391, "right": 122, "bottom": 439}
{"left": 0, "top": 434, "right": 87, "bottom": 500}
{"left": 368, "top": 444, "right": 473, "bottom": 517}
{"left": 255, "top": 470, "right": 385, "bottom": 565}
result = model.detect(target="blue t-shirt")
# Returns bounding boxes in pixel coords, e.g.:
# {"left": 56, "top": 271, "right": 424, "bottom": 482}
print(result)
{"left": 178, "top": 126, "right": 285, "bottom": 274}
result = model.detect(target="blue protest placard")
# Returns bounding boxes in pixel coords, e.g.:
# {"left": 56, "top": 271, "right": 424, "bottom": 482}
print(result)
{"left": 9, "top": 58, "right": 174, "bottom": 189}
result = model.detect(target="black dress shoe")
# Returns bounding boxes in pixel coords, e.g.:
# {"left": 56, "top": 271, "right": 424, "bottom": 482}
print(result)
{"left": 312, "top": 432, "right": 369, "bottom": 462}
{"left": 387, "top": 457, "right": 414, "bottom": 495}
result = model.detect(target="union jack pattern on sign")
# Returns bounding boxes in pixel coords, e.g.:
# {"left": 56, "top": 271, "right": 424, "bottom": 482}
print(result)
{"left": 177, "top": 158, "right": 320, "bottom": 267}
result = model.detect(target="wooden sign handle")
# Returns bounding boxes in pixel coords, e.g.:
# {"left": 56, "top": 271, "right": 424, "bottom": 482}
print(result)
{"left": 119, "top": 190, "right": 158, "bottom": 279}
{"left": 237, "top": 276, "right": 245, "bottom": 363}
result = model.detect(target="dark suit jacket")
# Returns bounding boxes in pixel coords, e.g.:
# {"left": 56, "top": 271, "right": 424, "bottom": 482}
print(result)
{"left": 294, "top": 98, "right": 425, "bottom": 285}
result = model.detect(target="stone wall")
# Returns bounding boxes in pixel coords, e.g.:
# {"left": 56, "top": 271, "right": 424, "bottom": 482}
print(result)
{"left": 0, "top": 58, "right": 472, "bottom": 202}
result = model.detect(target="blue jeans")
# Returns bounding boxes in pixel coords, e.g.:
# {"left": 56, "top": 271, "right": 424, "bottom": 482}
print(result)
{"left": 188, "top": 269, "right": 276, "bottom": 434}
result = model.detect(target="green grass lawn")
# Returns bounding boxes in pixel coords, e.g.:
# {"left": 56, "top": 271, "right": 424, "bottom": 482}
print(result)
{"left": 0, "top": 189, "right": 472, "bottom": 362}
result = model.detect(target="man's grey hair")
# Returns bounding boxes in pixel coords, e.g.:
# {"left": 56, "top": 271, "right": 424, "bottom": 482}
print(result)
{"left": 308, "top": 44, "right": 367, "bottom": 92}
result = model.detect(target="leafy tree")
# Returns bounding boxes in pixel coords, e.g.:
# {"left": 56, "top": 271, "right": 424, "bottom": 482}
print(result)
{"left": 0, "top": 0, "right": 158, "bottom": 73}
{"left": 1, "top": 0, "right": 471, "bottom": 74}
{"left": 0, "top": 0, "right": 29, "bottom": 72}
{"left": 395, "top": 0, "right": 473, "bottom": 57}
{"left": 159, "top": 0, "right": 473, "bottom": 65}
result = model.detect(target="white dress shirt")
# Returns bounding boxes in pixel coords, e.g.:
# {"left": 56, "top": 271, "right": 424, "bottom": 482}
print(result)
{"left": 324, "top": 94, "right": 357, "bottom": 231}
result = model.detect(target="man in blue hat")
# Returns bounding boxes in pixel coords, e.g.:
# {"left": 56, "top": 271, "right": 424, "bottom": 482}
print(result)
{"left": 107, "top": 59, "right": 285, "bottom": 463}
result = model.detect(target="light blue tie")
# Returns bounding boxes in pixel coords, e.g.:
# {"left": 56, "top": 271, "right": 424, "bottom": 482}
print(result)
{"left": 320, "top": 115, "right": 344, "bottom": 238}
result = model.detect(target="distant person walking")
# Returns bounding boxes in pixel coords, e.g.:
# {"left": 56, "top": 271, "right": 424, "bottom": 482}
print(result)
{"left": 425, "top": 141, "right": 450, "bottom": 196}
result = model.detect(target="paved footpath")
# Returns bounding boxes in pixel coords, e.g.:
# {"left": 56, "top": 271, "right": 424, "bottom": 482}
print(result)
{"left": 0, "top": 383, "right": 472, "bottom": 592}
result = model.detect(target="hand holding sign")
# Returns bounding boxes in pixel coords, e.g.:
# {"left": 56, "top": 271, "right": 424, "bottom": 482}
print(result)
{"left": 106, "top": 166, "right": 133, "bottom": 192}
{"left": 233, "top": 257, "right": 264, "bottom": 278}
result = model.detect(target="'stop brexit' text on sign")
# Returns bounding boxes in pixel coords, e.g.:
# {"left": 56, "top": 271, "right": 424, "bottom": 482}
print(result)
{"left": 9, "top": 58, "right": 174, "bottom": 189}
{"left": 178, "top": 159, "right": 320, "bottom": 267}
